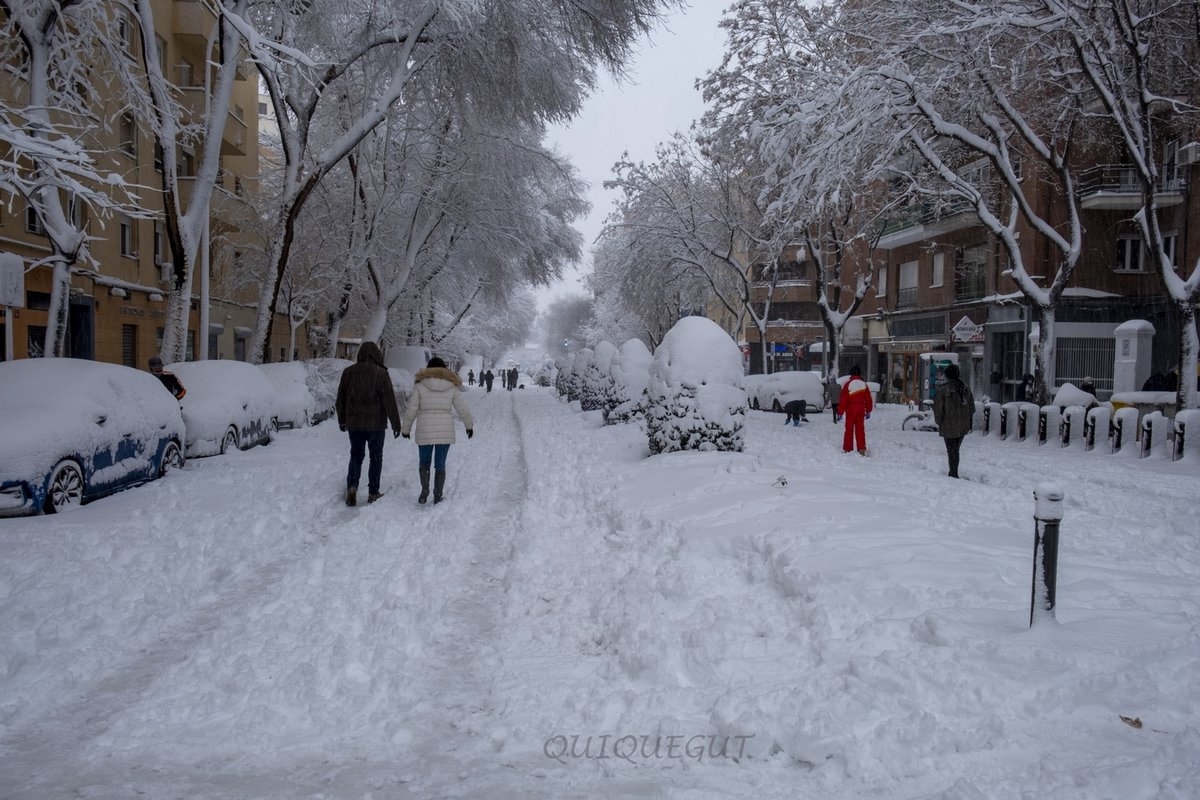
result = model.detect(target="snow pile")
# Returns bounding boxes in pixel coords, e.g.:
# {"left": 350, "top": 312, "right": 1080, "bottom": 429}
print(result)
{"left": 581, "top": 341, "right": 617, "bottom": 412}
{"left": 305, "top": 358, "right": 353, "bottom": 424}
{"left": 1052, "top": 382, "right": 1097, "bottom": 410}
{"left": 645, "top": 317, "right": 746, "bottom": 454}
{"left": 604, "top": 337, "right": 653, "bottom": 425}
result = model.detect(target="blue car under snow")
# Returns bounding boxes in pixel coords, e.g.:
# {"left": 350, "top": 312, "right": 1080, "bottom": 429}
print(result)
{"left": 0, "top": 358, "right": 186, "bottom": 516}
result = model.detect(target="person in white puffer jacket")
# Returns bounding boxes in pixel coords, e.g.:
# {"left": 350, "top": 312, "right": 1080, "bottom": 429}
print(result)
{"left": 401, "top": 357, "right": 475, "bottom": 504}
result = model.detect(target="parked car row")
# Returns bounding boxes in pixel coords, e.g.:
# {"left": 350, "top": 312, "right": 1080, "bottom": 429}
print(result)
{"left": 0, "top": 357, "right": 354, "bottom": 517}
{"left": 744, "top": 371, "right": 883, "bottom": 414}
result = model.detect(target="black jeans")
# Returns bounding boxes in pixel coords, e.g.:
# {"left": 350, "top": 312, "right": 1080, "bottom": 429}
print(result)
{"left": 943, "top": 436, "right": 963, "bottom": 477}
{"left": 347, "top": 429, "right": 386, "bottom": 493}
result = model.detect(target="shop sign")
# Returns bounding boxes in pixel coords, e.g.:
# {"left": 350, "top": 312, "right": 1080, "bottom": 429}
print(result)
{"left": 879, "top": 340, "right": 945, "bottom": 353}
{"left": 951, "top": 316, "right": 984, "bottom": 343}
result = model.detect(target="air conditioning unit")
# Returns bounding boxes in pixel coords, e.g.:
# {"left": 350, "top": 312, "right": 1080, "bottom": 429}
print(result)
{"left": 1179, "top": 142, "right": 1200, "bottom": 165}
{"left": 159, "top": 261, "right": 174, "bottom": 283}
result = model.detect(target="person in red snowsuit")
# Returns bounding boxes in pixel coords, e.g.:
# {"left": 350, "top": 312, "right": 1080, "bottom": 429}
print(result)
{"left": 838, "top": 365, "right": 874, "bottom": 454}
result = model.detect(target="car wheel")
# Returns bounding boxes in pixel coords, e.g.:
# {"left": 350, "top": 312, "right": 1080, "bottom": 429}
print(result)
{"left": 44, "top": 459, "right": 84, "bottom": 513}
{"left": 220, "top": 426, "right": 240, "bottom": 454}
{"left": 159, "top": 441, "right": 184, "bottom": 477}
{"left": 752, "top": 398, "right": 760, "bottom": 410}
{"left": 772, "top": 399, "right": 782, "bottom": 413}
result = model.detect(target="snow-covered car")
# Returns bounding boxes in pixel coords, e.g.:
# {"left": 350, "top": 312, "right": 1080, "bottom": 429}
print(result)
{"left": 750, "top": 370, "right": 827, "bottom": 412}
{"left": 305, "top": 358, "right": 353, "bottom": 425}
{"left": 0, "top": 358, "right": 186, "bottom": 515}
{"left": 257, "top": 362, "right": 321, "bottom": 429}
{"left": 169, "top": 361, "right": 277, "bottom": 457}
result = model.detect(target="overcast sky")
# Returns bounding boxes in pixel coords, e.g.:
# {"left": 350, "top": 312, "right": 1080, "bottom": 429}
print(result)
{"left": 535, "top": 2, "right": 728, "bottom": 312}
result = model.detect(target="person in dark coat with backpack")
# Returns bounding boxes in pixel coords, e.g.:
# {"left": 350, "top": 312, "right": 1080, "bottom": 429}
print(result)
{"left": 336, "top": 341, "right": 402, "bottom": 506}
{"left": 933, "top": 363, "right": 975, "bottom": 479}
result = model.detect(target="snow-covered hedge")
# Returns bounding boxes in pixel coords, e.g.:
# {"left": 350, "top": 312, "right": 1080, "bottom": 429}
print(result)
{"left": 554, "top": 354, "right": 574, "bottom": 397}
{"left": 567, "top": 348, "right": 592, "bottom": 403}
{"left": 581, "top": 341, "right": 617, "bottom": 412}
{"left": 645, "top": 318, "right": 746, "bottom": 454}
{"left": 604, "top": 338, "right": 653, "bottom": 425}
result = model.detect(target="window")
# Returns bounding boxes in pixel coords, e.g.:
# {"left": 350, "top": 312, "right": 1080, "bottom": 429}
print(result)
{"left": 119, "top": 113, "right": 137, "bottom": 157}
{"left": 931, "top": 253, "right": 944, "bottom": 287}
{"left": 176, "top": 61, "right": 193, "bottom": 87}
{"left": 258, "top": 101, "right": 268, "bottom": 116}
{"left": 876, "top": 265, "right": 888, "bottom": 297}
{"left": 153, "top": 222, "right": 165, "bottom": 266}
{"left": 25, "top": 206, "right": 45, "bottom": 235}
{"left": 122, "top": 324, "right": 138, "bottom": 367}
{"left": 1162, "top": 233, "right": 1178, "bottom": 267}
{"left": 155, "top": 36, "right": 167, "bottom": 69}
{"left": 955, "top": 245, "right": 987, "bottom": 302}
{"left": 154, "top": 143, "right": 164, "bottom": 173}
{"left": 67, "top": 195, "right": 86, "bottom": 230}
{"left": 118, "top": 12, "right": 135, "bottom": 57}
{"left": 1115, "top": 236, "right": 1143, "bottom": 272}
{"left": 897, "top": 260, "right": 919, "bottom": 308}
{"left": 180, "top": 148, "right": 195, "bottom": 177}
{"left": 120, "top": 215, "right": 137, "bottom": 257}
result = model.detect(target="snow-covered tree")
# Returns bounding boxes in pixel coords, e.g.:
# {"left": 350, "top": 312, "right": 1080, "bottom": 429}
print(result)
{"left": 241, "top": 0, "right": 668, "bottom": 362}
{"left": 645, "top": 317, "right": 746, "bottom": 454}
{"left": 604, "top": 337, "right": 653, "bottom": 425}
{"left": 566, "top": 347, "right": 593, "bottom": 404}
{"left": 581, "top": 340, "right": 617, "bottom": 412}
{"left": 1, "top": 0, "right": 144, "bottom": 356}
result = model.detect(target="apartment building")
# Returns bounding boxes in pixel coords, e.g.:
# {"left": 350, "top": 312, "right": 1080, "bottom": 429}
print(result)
{"left": 0, "top": 0, "right": 303, "bottom": 366}
{"left": 864, "top": 141, "right": 1200, "bottom": 404}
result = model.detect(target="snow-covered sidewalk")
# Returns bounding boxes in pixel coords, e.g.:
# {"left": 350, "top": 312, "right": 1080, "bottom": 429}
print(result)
{"left": 1, "top": 388, "right": 1197, "bottom": 798}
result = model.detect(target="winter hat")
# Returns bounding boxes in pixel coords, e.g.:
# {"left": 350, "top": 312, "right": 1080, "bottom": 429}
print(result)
{"left": 148, "top": 355, "right": 164, "bottom": 369}
{"left": 849, "top": 364, "right": 862, "bottom": 377}
{"left": 427, "top": 357, "right": 447, "bottom": 369}
{"left": 944, "top": 363, "right": 960, "bottom": 380}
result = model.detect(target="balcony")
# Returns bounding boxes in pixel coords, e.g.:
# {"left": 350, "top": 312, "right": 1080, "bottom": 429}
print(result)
{"left": 178, "top": 87, "right": 248, "bottom": 155}
{"left": 877, "top": 196, "right": 977, "bottom": 250}
{"left": 896, "top": 286, "right": 918, "bottom": 309}
{"left": 954, "top": 270, "right": 986, "bottom": 303}
{"left": 1079, "top": 164, "right": 1185, "bottom": 210}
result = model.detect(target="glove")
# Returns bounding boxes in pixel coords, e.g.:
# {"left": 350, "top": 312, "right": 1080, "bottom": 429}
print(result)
{"left": 392, "top": 429, "right": 400, "bottom": 438}
{"left": 401, "top": 432, "right": 410, "bottom": 439}
{"left": 466, "top": 429, "right": 474, "bottom": 439}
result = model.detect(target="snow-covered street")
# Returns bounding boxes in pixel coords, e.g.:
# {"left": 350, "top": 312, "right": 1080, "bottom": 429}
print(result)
{"left": 1, "top": 387, "right": 1198, "bottom": 799}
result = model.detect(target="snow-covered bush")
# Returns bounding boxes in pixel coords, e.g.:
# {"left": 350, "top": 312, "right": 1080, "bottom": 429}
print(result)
{"left": 534, "top": 358, "right": 555, "bottom": 387}
{"left": 554, "top": 354, "right": 574, "bottom": 397}
{"left": 645, "top": 317, "right": 746, "bottom": 454}
{"left": 604, "top": 338, "right": 653, "bottom": 425}
{"left": 582, "top": 341, "right": 617, "bottom": 412}
{"left": 567, "top": 348, "right": 592, "bottom": 403}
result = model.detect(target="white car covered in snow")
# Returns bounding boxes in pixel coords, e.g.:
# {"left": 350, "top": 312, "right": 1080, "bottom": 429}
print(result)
{"left": 750, "top": 370, "right": 826, "bottom": 412}
{"left": 0, "top": 358, "right": 186, "bottom": 515}
{"left": 169, "top": 361, "right": 277, "bottom": 457}
{"left": 257, "top": 362, "right": 322, "bottom": 429}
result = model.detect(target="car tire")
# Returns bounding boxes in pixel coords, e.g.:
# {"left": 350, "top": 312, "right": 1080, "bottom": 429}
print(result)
{"left": 752, "top": 398, "right": 760, "bottom": 410}
{"left": 44, "top": 459, "right": 84, "bottom": 514}
{"left": 159, "top": 441, "right": 184, "bottom": 477}
{"left": 772, "top": 399, "right": 782, "bottom": 413}
{"left": 220, "top": 426, "right": 239, "bottom": 454}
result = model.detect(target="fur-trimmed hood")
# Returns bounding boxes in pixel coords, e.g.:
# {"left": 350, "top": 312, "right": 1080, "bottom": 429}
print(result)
{"left": 414, "top": 366, "right": 462, "bottom": 387}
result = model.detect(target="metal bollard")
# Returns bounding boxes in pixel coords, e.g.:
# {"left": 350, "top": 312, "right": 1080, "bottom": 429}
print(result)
{"left": 1030, "top": 485, "right": 1063, "bottom": 627}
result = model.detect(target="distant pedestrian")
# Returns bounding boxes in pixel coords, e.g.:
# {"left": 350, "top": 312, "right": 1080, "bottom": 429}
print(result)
{"left": 507, "top": 367, "right": 518, "bottom": 391}
{"left": 838, "top": 365, "right": 874, "bottom": 455}
{"left": 401, "top": 357, "right": 474, "bottom": 505}
{"left": 468, "top": 369, "right": 475, "bottom": 386}
{"left": 933, "top": 363, "right": 974, "bottom": 479}
{"left": 1079, "top": 376, "right": 1096, "bottom": 397}
{"left": 826, "top": 374, "right": 840, "bottom": 422}
{"left": 336, "top": 341, "right": 402, "bottom": 506}
{"left": 783, "top": 399, "right": 808, "bottom": 426}
{"left": 148, "top": 355, "right": 187, "bottom": 400}
{"left": 484, "top": 370, "right": 494, "bottom": 392}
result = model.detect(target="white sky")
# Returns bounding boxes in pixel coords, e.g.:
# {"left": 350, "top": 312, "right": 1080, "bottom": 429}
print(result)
{"left": 536, "top": 2, "right": 728, "bottom": 312}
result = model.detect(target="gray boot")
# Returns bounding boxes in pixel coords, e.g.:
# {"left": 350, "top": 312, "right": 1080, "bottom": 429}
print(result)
{"left": 433, "top": 469, "right": 446, "bottom": 504}
{"left": 418, "top": 465, "right": 430, "bottom": 504}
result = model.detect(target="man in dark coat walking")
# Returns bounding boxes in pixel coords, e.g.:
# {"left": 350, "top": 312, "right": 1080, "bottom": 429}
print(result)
{"left": 933, "top": 363, "right": 975, "bottom": 478}
{"left": 336, "top": 341, "right": 401, "bottom": 506}
{"left": 484, "top": 370, "right": 494, "bottom": 392}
